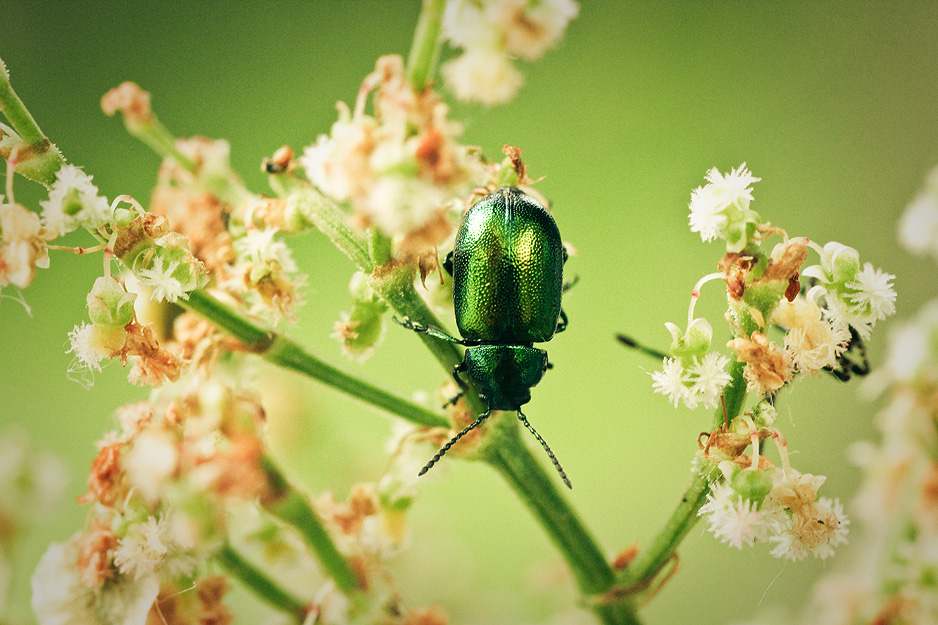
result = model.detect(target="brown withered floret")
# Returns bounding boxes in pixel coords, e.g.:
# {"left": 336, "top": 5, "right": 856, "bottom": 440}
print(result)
{"left": 78, "top": 442, "right": 124, "bottom": 507}
{"left": 76, "top": 518, "right": 118, "bottom": 588}
{"left": 122, "top": 321, "right": 183, "bottom": 387}
{"left": 112, "top": 213, "right": 169, "bottom": 260}
{"left": 727, "top": 331, "right": 791, "bottom": 396}
{"left": 150, "top": 184, "right": 234, "bottom": 273}
{"left": 101, "top": 82, "right": 153, "bottom": 128}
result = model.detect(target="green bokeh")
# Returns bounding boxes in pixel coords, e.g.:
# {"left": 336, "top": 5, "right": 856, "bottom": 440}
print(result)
{"left": 2, "top": 2, "right": 937, "bottom": 624}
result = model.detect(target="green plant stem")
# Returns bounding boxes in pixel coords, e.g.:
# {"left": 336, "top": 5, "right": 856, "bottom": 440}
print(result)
{"left": 0, "top": 57, "right": 65, "bottom": 187}
{"left": 618, "top": 346, "right": 751, "bottom": 594}
{"left": 406, "top": 0, "right": 447, "bottom": 91}
{"left": 489, "top": 434, "right": 641, "bottom": 625}
{"left": 217, "top": 542, "right": 308, "bottom": 622}
{"left": 617, "top": 467, "right": 713, "bottom": 590}
{"left": 179, "top": 289, "right": 448, "bottom": 429}
{"left": 262, "top": 458, "right": 361, "bottom": 593}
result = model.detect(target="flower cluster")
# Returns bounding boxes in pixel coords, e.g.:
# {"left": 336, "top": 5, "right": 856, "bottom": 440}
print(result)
{"left": 0, "top": 192, "right": 52, "bottom": 290}
{"left": 300, "top": 55, "right": 485, "bottom": 250}
{"left": 650, "top": 164, "right": 898, "bottom": 564}
{"left": 697, "top": 405, "right": 849, "bottom": 560}
{"left": 654, "top": 164, "right": 896, "bottom": 411}
{"left": 441, "top": 0, "right": 580, "bottom": 105}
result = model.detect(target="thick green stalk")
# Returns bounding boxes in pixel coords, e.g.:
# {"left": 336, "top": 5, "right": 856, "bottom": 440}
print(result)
{"left": 217, "top": 543, "right": 308, "bottom": 622}
{"left": 180, "top": 289, "right": 448, "bottom": 429}
{"left": 488, "top": 433, "right": 640, "bottom": 625}
{"left": 262, "top": 458, "right": 361, "bottom": 593}
{"left": 0, "top": 57, "right": 65, "bottom": 187}
{"left": 406, "top": 0, "right": 447, "bottom": 91}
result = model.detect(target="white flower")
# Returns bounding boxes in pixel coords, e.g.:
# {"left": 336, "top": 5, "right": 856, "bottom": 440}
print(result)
{"left": 774, "top": 297, "right": 851, "bottom": 374}
{"left": 39, "top": 164, "right": 110, "bottom": 237}
{"left": 844, "top": 262, "right": 897, "bottom": 322}
{"left": 0, "top": 200, "right": 52, "bottom": 288}
{"left": 123, "top": 429, "right": 178, "bottom": 504}
{"left": 442, "top": 48, "right": 524, "bottom": 106}
{"left": 112, "top": 516, "right": 168, "bottom": 581}
{"left": 699, "top": 481, "right": 774, "bottom": 549}
{"left": 651, "top": 357, "right": 687, "bottom": 407}
{"left": 67, "top": 322, "right": 126, "bottom": 371}
{"left": 32, "top": 537, "right": 159, "bottom": 625}
{"left": 490, "top": 0, "right": 580, "bottom": 61}
{"left": 651, "top": 352, "right": 731, "bottom": 410}
{"left": 688, "top": 185, "right": 727, "bottom": 243}
{"left": 234, "top": 226, "right": 297, "bottom": 273}
{"left": 687, "top": 163, "right": 761, "bottom": 250}
{"left": 134, "top": 254, "right": 185, "bottom": 303}
{"left": 899, "top": 191, "right": 938, "bottom": 259}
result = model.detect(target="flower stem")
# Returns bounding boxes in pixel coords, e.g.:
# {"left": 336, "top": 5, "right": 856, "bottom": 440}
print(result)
{"left": 406, "top": 0, "right": 447, "bottom": 91}
{"left": 217, "top": 542, "right": 309, "bottom": 622}
{"left": 180, "top": 289, "right": 449, "bottom": 429}
{"left": 262, "top": 457, "right": 362, "bottom": 594}
{"left": 0, "top": 56, "right": 65, "bottom": 187}
{"left": 618, "top": 349, "right": 750, "bottom": 594}
{"left": 488, "top": 432, "right": 641, "bottom": 625}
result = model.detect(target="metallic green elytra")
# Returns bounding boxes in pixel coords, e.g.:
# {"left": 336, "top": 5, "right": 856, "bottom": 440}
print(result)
{"left": 396, "top": 187, "right": 572, "bottom": 488}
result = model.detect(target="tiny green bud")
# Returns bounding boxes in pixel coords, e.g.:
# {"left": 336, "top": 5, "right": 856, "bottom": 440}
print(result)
{"left": 829, "top": 244, "right": 860, "bottom": 284}
{"left": 731, "top": 468, "right": 773, "bottom": 505}
{"left": 113, "top": 207, "right": 134, "bottom": 227}
{"left": 334, "top": 272, "right": 389, "bottom": 361}
{"left": 87, "top": 277, "right": 137, "bottom": 327}
{"left": 667, "top": 318, "right": 713, "bottom": 358}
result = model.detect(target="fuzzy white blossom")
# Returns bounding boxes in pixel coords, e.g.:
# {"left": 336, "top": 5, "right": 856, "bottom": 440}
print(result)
{"left": 773, "top": 296, "right": 850, "bottom": 374}
{"left": 442, "top": 48, "right": 524, "bottom": 106}
{"left": 32, "top": 537, "right": 159, "bottom": 625}
{"left": 651, "top": 351, "right": 732, "bottom": 410}
{"left": 134, "top": 254, "right": 186, "bottom": 303}
{"left": 441, "top": 0, "right": 578, "bottom": 105}
{"left": 688, "top": 164, "right": 761, "bottom": 251}
{"left": 39, "top": 164, "right": 110, "bottom": 236}
{"left": 112, "top": 516, "right": 168, "bottom": 581}
{"left": 698, "top": 481, "right": 775, "bottom": 549}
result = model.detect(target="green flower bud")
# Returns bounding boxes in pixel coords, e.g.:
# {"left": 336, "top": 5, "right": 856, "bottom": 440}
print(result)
{"left": 334, "top": 272, "right": 389, "bottom": 361}
{"left": 666, "top": 318, "right": 713, "bottom": 358}
{"left": 731, "top": 468, "right": 773, "bottom": 505}
{"left": 87, "top": 277, "right": 137, "bottom": 327}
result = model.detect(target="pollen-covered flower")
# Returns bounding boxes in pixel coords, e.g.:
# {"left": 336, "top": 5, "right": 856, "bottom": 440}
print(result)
{"left": 651, "top": 351, "right": 732, "bottom": 410}
{"left": 698, "top": 480, "right": 775, "bottom": 549}
{"left": 67, "top": 322, "right": 127, "bottom": 371}
{"left": 32, "top": 536, "right": 159, "bottom": 625}
{"left": 763, "top": 470, "right": 849, "bottom": 561}
{"left": 112, "top": 516, "right": 168, "bottom": 581}
{"left": 773, "top": 296, "right": 850, "bottom": 375}
{"left": 442, "top": 48, "right": 524, "bottom": 106}
{"left": 688, "top": 163, "right": 762, "bottom": 252}
{"left": 0, "top": 197, "right": 53, "bottom": 288}
{"left": 39, "top": 164, "right": 111, "bottom": 236}
{"left": 300, "top": 55, "right": 484, "bottom": 247}
{"left": 440, "top": 0, "right": 578, "bottom": 105}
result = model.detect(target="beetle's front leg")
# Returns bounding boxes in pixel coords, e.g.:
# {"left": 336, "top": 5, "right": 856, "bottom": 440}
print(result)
{"left": 443, "top": 361, "right": 469, "bottom": 408}
{"left": 392, "top": 316, "right": 464, "bottom": 344}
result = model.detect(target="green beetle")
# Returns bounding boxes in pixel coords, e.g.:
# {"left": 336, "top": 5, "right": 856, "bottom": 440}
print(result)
{"left": 397, "top": 187, "right": 572, "bottom": 488}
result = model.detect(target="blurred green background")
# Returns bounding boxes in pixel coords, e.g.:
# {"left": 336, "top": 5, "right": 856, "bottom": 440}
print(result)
{"left": 3, "top": 2, "right": 938, "bottom": 624}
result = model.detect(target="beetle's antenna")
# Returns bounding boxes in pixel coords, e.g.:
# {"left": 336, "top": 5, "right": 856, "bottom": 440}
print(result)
{"left": 418, "top": 410, "right": 491, "bottom": 477}
{"left": 517, "top": 411, "right": 572, "bottom": 489}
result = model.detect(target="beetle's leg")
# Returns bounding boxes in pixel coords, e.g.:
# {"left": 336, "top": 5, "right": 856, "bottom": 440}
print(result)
{"left": 517, "top": 410, "right": 572, "bottom": 489}
{"left": 417, "top": 410, "right": 491, "bottom": 477}
{"left": 443, "top": 362, "right": 468, "bottom": 407}
{"left": 392, "top": 316, "right": 464, "bottom": 344}
{"left": 555, "top": 308, "right": 569, "bottom": 334}
{"left": 442, "top": 250, "right": 454, "bottom": 276}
